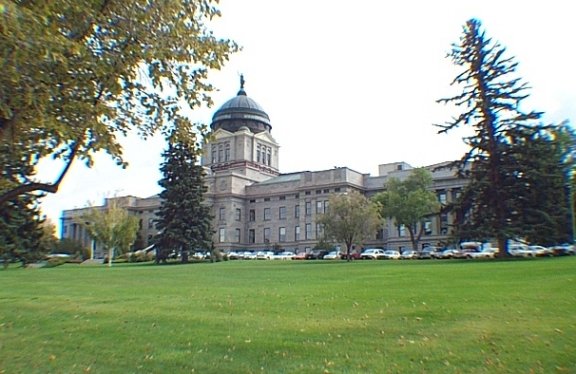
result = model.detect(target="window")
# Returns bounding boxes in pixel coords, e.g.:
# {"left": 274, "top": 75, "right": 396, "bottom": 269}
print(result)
{"left": 294, "top": 205, "right": 300, "bottom": 219}
{"left": 264, "top": 208, "right": 271, "bottom": 221}
{"left": 249, "top": 229, "right": 255, "bottom": 244}
{"left": 225, "top": 143, "right": 230, "bottom": 162}
{"left": 316, "top": 223, "right": 324, "bottom": 238}
{"left": 267, "top": 147, "right": 271, "bottom": 165}
{"left": 211, "top": 147, "right": 217, "bottom": 164}
{"left": 249, "top": 209, "right": 256, "bottom": 222}
{"left": 440, "top": 213, "right": 448, "bottom": 224}
{"left": 398, "top": 224, "right": 406, "bottom": 237}
{"left": 295, "top": 226, "right": 300, "bottom": 241}
{"left": 256, "top": 144, "right": 261, "bottom": 163}
{"left": 235, "top": 208, "right": 241, "bottom": 221}
{"left": 305, "top": 191, "right": 311, "bottom": 196}
{"left": 219, "top": 228, "right": 226, "bottom": 243}
{"left": 324, "top": 200, "right": 329, "bottom": 213}
{"left": 335, "top": 187, "right": 341, "bottom": 192}
{"left": 279, "top": 227, "right": 286, "bottom": 242}
{"left": 424, "top": 220, "right": 432, "bottom": 235}
{"left": 279, "top": 206, "right": 286, "bottom": 220}
{"left": 249, "top": 199, "right": 256, "bottom": 203}
{"left": 305, "top": 201, "right": 312, "bottom": 216}
{"left": 263, "top": 228, "right": 271, "bottom": 243}
{"left": 264, "top": 197, "right": 270, "bottom": 202}
{"left": 323, "top": 189, "right": 329, "bottom": 193}
{"left": 235, "top": 228, "right": 241, "bottom": 243}
{"left": 316, "top": 201, "right": 323, "bottom": 214}
{"left": 279, "top": 196, "right": 286, "bottom": 201}
{"left": 219, "top": 207, "right": 225, "bottom": 221}
{"left": 305, "top": 223, "right": 312, "bottom": 239}
{"left": 316, "top": 189, "right": 322, "bottom": 194}
{"left": 218, "top": 144, "right": 223, "bottom": 163}
{"left": 438, "top": 191, "right": 447, "bottom": 205}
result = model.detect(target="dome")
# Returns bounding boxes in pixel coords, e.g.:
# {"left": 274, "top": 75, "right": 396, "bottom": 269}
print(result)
{"left": 211, "top": 75, "right": 271, "bottom": 133}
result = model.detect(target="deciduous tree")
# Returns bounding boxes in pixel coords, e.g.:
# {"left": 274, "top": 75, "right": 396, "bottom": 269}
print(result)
{"left": 317, "top": 191, "right": 381, "bottom": 261}
{"left": 373, "top": 168, "right": 440, "bottom": 251}
{"left": 82, "top": 200, "right": 139, "bottom": 267}
{"left": 0, "top": 1, "right": 238, "bottom": 205}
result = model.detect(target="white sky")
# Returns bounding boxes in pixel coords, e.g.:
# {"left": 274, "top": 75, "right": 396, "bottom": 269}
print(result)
{"left": 37, "top": 0, "right": 575, "bottom": 234}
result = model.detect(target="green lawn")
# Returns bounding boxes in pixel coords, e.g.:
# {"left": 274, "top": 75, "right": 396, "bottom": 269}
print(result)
{"left": 1, "top": 257, "right": 575, "bottom": 373}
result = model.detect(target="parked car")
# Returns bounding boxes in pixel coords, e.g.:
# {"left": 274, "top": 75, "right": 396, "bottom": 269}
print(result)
{"left": 400, "top": 250, "right": 418, "bottom": 259}
{"left": 360, "top": 248, "right": 386, "bottom": 260}
{"left": 323, "top": 251, "right": 341, "bottom": 260}
{"left": 340, "top": 251, "right": 361, "bottom": 260}
{"left": 437, "top": 248, "right": 462, "bottom": 259}
{"left": 382, "top": 250, "right": 401, "bottom": 259}
{"left": 508, "top": 244, "right": 533, "bottom": 257}
{"left": 419, "top": 247, "right": 440, "bottom": 259}
{"left": 548, "top": 244, "right": 575, "bottom": 256}
{"left": 464, "top": 248, "right": 497, "bottom": 259}
{"left": 256, "top": 251, "right": 274, "bottom": 260}
{"left": 528, "top": 245, "right": 554, "bottom": 257}
{"left": 243, "top": 251, "right": 257, "bottom": 260}
{"left": 293, "top": 251, "right": 307, "bottom": 260}
{"left": 272, "top": 251, "right": 295, "bottom": 260}
{"left": 305, "top": 250, "right": 329, "bottom": 260}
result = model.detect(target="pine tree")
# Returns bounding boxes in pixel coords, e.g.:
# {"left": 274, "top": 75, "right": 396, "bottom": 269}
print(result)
{"left": 155, "top": 137, "right": 213, "bottom": 264}
{"left": 437, "top": 19, "right": 546, "bottom": 256}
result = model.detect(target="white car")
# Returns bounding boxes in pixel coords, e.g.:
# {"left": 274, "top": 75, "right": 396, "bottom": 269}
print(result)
{"left": 323, "top": 251, "right": 341, "bottom": 260}
{"left": 465, "top": 248, "right": 497, "bottom": 259}
{"left": 272, "top": 251, "right": 295, "bottom": 260}
{"left": 382, "top": 250, "right": 401, "bottom": 259}
{"left": 360, "top": 249, "right": 386, "bottom": 260}
{"left": 400, "top": 250, "right": 417, "bottom": 259}
{"left": 508, "top": 244, "right": 533, "bottom": 257}
{"left": 256, "top": 251, "right": 274, "bottom": 260}
{"left": 528, "top": 245, "right": 553, "bottom": 257}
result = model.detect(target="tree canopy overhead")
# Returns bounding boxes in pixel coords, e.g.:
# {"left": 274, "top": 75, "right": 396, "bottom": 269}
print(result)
{"left": 0, "top": 0, "right": 238, "bottom": 204}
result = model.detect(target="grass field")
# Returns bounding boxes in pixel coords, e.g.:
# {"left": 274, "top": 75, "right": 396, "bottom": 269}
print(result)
{"left": 1, "top": 257, "right": 575, "bottom": 373}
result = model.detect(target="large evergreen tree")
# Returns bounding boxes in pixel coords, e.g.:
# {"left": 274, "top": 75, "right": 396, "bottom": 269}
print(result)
{"left": 436, "top": 18, "right": 561, "bottom": 256}
{"left": 155, "top": 136, "right": 213, "bottom": 264}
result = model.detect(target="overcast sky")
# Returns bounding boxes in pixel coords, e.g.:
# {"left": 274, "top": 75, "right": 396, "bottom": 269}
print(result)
{"left": 37, "top": 0, "right": 576, "bottom": 234}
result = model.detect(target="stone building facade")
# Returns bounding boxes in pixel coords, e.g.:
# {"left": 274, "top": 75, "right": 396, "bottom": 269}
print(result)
{"left": 61, "top": 78, "right": 466, "bottom": 256}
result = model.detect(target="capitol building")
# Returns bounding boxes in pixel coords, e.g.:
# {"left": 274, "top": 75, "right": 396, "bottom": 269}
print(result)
{"left": 61, "top": 79, "right": 466, "bottom": 257}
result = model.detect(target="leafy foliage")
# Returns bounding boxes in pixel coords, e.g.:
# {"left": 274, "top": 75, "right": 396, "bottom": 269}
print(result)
{"left": 436, "top": 19, "right": 571, "bottom": 254}
{"left": 317, "top": 191, "right": 381, "bottom": 259}
{"left": 155, "top": 136, "right": 213, "bottom": 264}
{"left": 373, "top": 168, "right": 440, "bottom": 250}
{"left": 81, "top": 200, "right": 139, "bottom": 267}
{"left": 0, "top": 0, "right": 238, "bottom": 204}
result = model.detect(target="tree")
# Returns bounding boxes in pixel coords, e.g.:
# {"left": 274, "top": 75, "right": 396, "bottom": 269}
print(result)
{"left": 317, "top": 191, "right": 381, "bottom": 261}
{"left": 0, "top": 1, "right": 238, "bottom": 205}
{"left": 506, "top": 124, "right": 573, "bottom": 246}
{"left": 436, "top": 18, "right": 546, "bottom": 256}
{"left": 82, "top": 201, "right": 139, "bottom": 267}
{"left": 155, "top": 134, "right": 213, "bottom": 264}
{"left": 0, "top": 195, "right": 46, "bottom": 268}
{"left": 373, "top": 168, "right": 440, "bottom": 251}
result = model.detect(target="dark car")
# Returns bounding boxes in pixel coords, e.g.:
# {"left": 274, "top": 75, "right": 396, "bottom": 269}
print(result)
{"left": 305, "top": 250, "right": 329, "bottom": 260}
{"left": 340, "top": 251, "right": 361, "bottom": 260}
